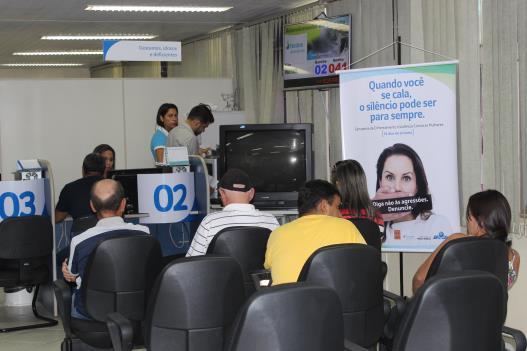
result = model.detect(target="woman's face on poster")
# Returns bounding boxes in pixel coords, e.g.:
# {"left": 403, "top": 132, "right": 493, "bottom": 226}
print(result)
{"left": 380, "top": 154, "right": 418, "bottom": 196}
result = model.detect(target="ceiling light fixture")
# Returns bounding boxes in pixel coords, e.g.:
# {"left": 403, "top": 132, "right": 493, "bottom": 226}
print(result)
{"left": 41, "top": 34, "right": 157, "bottom": 40}
{"left": 13, "top": 51, "right": 103, "bottom": 56}
{"left": 2, "top": 63, "right": 84, "bottom": 67}
{"left": 85, "top": 5, "right": 232, "bottom": 13}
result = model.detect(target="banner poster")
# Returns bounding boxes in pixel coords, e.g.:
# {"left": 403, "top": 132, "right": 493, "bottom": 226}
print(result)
{"left": 339, "top": 61, "right": 460, "bottom": 252}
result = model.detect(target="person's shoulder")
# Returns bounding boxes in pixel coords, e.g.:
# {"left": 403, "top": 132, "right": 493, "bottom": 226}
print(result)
{"left": 446, "top": 232, "right": 467, "bottom": 242}
{"left": 128, "top": 223, "right": 150, "bottom": 234}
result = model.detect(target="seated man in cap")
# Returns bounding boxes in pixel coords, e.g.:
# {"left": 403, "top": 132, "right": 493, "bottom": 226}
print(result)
{"left": 186, "top": 168, "right": 279, "bottom": 257}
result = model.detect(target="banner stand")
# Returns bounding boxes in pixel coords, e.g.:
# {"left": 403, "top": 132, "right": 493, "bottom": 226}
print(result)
{"left": 341, "top": 38, "right": 459, "bottom": 297}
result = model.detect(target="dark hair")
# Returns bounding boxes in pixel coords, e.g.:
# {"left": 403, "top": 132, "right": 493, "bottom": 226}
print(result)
{"left": 156, "top": 103, "right": 179, "bottom": 128}
{"left": 90, "top": 180, "right": 125, "bottom": 213}
{"left": 187, "top": 103, "right": 214, "bottom": 124}
{"left": 298, "top": 179, "right": 340, "bottom": 216}
{"left": 93, "top": 144, "right": 115, "bottom": 170}
{"left": 376, "top": 143, "right": 429, "bottom": 218}
{"left": 466, "top": 190, "right": 511, "bottom": 244}
{"left": 82, "top": 153, "right": 105, "bottom": 175}
{"left": 331, "top": 159, "right": 375, "bottom": 218}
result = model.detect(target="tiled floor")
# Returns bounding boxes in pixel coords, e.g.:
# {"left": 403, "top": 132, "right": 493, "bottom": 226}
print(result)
{"left": 0, "top": 305, "right": 63, "bottom": 350}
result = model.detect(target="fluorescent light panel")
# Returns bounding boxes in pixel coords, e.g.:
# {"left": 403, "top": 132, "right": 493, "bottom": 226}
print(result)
{"left": 2, "top": 63, "right": 84, "bottom": 67}
{"left": 13, "top": 51, "right": 102, "bottom": 56}
{"left": 85, "top": 5, "right": 232, "bottom": 13}
{"left": 41, "top": 34, "right": 156, "bottom": 40}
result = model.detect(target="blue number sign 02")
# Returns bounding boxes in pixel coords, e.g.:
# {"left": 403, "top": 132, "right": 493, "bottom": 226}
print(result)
{"left": 0, "top": 191, "right": 37, "bottom": 219}
{"left": 153, "top": 184, "right": 188, "bottom": 213}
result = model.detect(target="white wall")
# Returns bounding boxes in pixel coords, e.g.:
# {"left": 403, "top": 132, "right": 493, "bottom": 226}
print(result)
{"left": 0, "top": 78, "right": 232, "bottom": 198}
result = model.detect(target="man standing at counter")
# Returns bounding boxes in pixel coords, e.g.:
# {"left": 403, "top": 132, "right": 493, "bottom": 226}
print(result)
{"left": 55, "top": 153, "right": 105, "bottom": 223}
{"left": 167, "top": 103, "right": 214, "bottom": 156}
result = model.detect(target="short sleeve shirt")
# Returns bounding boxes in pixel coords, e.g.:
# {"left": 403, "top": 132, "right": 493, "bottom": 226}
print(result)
{"left": 167, "top": 122, "right": 199, "bottom": 155}
{"left": 150, "top": 126, "right": 168, "bottom": 160}
{"left": 55, "top": 176, "right": 103, "bottom": 219}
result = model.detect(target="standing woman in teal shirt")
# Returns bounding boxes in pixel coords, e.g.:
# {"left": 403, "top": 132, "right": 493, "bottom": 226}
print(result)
{"left": 150, "top": 103, "right": 178, "bottom": 163}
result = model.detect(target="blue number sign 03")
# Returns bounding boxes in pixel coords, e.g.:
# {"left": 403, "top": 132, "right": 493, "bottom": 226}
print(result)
{"left": 0, "top": 191, "right": 37, "bottom": 219}
{"left": 153, "top": 184, "right": 188, "bottom": 213}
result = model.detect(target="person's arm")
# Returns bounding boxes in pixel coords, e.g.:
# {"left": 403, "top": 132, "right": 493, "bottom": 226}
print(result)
{"left": 155, "top": 148, "right": 165, "bottom": 163}
{"left": 186, "top": 222, "right": 210, "bottom": 257}
{"left": 55, "top": 209, "right": 68, "bottom": 223}
{"left": 412, "top": 233, "right": 466, "bottom": 294}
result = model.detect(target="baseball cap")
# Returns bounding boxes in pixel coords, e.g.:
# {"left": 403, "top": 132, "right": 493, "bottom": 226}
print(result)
{"left": 219, "top": 169, "right": 253, "bottom": 192}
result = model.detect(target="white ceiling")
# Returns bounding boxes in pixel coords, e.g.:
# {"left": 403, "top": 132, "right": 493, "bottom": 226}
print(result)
{"left": 0, "top": 0, "right": 317, "bottom": 67}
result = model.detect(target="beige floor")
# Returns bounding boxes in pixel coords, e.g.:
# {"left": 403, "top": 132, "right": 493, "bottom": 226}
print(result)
{"left": 0, "top": 305, "right": 63, "bottom": 350}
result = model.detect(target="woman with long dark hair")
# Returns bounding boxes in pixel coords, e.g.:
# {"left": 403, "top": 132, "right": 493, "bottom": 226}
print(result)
{"left": 374, "top": 143, "right": 452, "bottom": 248}
{"left": 331, "top": 159, "right": 383, "bottom": 250}
{"left": 93, "top": 144, "right": 115, "bottom": 178}
{"left": 413, "top": 189, "right": 520, "bottom": 292}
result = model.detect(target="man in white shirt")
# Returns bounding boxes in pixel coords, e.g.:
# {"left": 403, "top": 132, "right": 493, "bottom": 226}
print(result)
{"left": 61, "top": 179, "right": 150, "bottom": 319}
{"left": 186, "top": 169, "right": 279, "bottom": 257}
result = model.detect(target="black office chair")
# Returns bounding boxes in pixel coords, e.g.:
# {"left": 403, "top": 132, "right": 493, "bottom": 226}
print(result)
{"left": 0, "top": 215, "right": 57, "bottom": 332}
{"left": 349, "top": 218, "right": 382, "bottom": 252}
{"left": 107, "top": 255, "right": 246, "bottom": 351}
{"left": 206, "top": 226, "right": 271, "bottom": 296}
{"left": 54, "top": 234, "right": 162, "bottom": 350}
{"left": 391, "top": 271, "right": 506, "bottom": 351}
{"left": 426, "top": 236, "right": 508, "bottom": 285}
{"left": 425, "top": 236, "right": 526, "bottom": 350}
{"left": 225, "top": 283, "right": 344, "bottom": 351}
{"left": 298, "top": 244, "right": 384, "bottom": 350}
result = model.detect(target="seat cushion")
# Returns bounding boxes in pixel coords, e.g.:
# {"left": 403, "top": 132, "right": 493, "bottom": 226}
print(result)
{"left": 0, "top": 269, "right": 19, "bottom": 286}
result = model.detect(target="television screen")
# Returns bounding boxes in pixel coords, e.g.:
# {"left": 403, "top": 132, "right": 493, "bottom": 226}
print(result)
{"left": 220, "top": 124, "right": 313, "bottom": 208}
{"left": 283, "top": 14, "right": 351, "bottom": 90}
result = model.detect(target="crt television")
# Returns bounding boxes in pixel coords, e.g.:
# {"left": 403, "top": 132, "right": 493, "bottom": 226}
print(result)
{"left": 219, "top": 123, "right": 313, "bottom": 209}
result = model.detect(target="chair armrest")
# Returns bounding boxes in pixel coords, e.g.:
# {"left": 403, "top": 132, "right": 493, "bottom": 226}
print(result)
{"left": 503, "top": 325, "right": 527, "bottom": 351}
{"left": 382, "top": 290, "right": 407, "bottom": 344}
{"left": 53, "top": 279, "right": 73, "bottom": 337}
{"left": 383, "top": 290, "right": 406, "bottom": 316}
{"left": 107, "top": 312, "right": 134, "bottom": 351}
{"left": 344, "top": 339, "right": 369, "bottom": 351}
{"left": 250, "top": 269, "right": 272, "bottom": 290}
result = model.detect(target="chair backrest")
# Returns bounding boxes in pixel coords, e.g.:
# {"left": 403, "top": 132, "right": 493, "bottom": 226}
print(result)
{"left": 145, "top": 256, "right": 245, "bottom": 351}
{"left": 392, "top": 271, "right": 506, "bottom": 351}
{"left": 83, "top": 234, "right": 162, "bottom": 322}
{"left": 225, "top": 283, "right": 344, "bottom": 351}
{"left": 298, "top": 244, "right": 384, "bottom": 348}
{"left": 0, "top": 215, "right": 53, "bottom": 259}
{"left": 348, "top": 218, "right": 382, "bottom": 251}
{"left": 207, "top": 226, "right": 271, "bottom": 295}
{"left": 70, "top": 215, "right": 98, "bottom": 237}
{"left": 0, "top": 215, "right": 54, "bottom": 285}
{"left": 426, "top": 236, "right": 509, "bottom": 287}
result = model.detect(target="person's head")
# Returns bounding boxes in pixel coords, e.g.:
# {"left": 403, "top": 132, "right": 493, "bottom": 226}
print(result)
{"left": 466, "top": 190, "right": 511, "bottom": 243}
{"left": 156, "top": 103, "right": 179, "bottom": 132}
{"left": 82, "top": 153, "right": 105, "bottom": 177}
{"left": 93, "top": 144, "right": 115, "bottom": 175}
{"left": 218, "top": 168, "right": 255, "bottom": 206}
{"left": 331, "top": 159, "right": 374, "bottom": 217}
{"left": 90, "top": 179, "right": 126, "bottom": 218}
{"left": 376, "top": 143, "right": 428, "bottom": 217}
{"left": 298, "top": 179, "right": 342, "bottom": 217}
{"left": 186, "top": 103, "right": 214, "bottom": 135}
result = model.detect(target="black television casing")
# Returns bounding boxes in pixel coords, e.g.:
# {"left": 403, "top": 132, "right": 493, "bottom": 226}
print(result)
{"left": 219, "top": 123, "right": 314, "bottom": 209}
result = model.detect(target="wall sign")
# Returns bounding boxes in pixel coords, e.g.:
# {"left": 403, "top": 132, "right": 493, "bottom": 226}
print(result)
{"left": 137, "top": 173, "right": 194, "bottom": 224}
{"left": 0, "top": 179, "right": 46, "bottom": 221}
{"left": 103, "top": 40, "right": 182, "bottom": 62}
